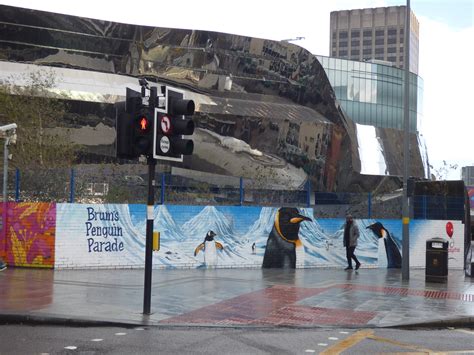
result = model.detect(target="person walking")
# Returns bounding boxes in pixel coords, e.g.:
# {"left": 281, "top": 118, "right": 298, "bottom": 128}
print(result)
{"left": 343, "top": 214, "right": 361, "bottom": 270}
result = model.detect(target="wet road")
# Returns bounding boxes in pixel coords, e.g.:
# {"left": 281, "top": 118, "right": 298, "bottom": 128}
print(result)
{"left": 1, "top": 324, "right": 473, "bottom": 354}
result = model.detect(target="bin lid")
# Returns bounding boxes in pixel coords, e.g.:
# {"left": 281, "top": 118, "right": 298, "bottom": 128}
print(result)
{"left": 427, "top": 237, "right": 446, "bottom": 242}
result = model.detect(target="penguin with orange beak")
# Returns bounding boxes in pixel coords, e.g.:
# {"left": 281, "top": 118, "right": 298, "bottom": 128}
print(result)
{"left": 262, "top": 207, "right": 312, "bottom": 268}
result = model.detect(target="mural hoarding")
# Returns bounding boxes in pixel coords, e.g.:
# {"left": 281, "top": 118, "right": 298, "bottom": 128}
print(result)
{"left": 54, "top": 204, "right": 464, "bottom": 270}
{"left": 2, "top": 202, "right": 55, "bottom": 268}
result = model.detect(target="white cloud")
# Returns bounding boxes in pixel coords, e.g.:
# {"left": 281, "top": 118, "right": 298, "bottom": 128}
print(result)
{"left": 417, "top": 16, "right": 474, "bottom": 179}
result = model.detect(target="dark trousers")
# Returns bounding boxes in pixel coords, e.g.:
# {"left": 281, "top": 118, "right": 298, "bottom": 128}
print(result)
{"left": 346, "top": 246, "right": 360, "bottom": 268}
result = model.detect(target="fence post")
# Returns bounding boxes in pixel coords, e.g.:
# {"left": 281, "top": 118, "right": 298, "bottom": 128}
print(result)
{"left": 368, "top": 192, "right": 372, "bottom": 219}
{"left": 423, "top": 195, "right": 427, "bottom": 219}
{"left": 15, "top": 168, "right": 20, "bottom": 202}
{"left": 160, "top": 173, "right": 165, "bottom": 205}
{"left": 69, "top": 168, "right": 75, "bottom": 203}
{"left": 306, "top": 180, "right": 311, "bottom": 208}
{"left": 239, "top": 177, "right": 244, "bottom": 206}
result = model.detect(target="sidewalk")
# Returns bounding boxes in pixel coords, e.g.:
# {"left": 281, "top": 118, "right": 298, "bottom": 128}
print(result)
{"left": 0, "top": 267, "right": 473, "bottom": 328}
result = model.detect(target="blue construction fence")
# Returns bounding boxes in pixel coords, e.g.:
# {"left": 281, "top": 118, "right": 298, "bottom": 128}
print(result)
{"left": 5, "top": 166, "right": 467, "bottom": 220}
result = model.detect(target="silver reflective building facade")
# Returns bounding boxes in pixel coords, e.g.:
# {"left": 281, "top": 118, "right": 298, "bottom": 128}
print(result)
{"left": 315, "top": 55, "right": 423, "bottom": 132}
{"left": 330, "top": 6, "right": 420, "bottom": 75}
{"left": 0, "top": 4, "right": 429, "bottom": 192}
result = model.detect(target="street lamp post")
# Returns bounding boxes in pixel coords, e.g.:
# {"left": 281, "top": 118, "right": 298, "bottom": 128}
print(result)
{"left": 402, "top": 0, "right": 411, "bottom": 281}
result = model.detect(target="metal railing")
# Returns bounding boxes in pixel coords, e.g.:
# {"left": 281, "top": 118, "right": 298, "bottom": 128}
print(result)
{"left": 2, "top": 167, "right": 468, "bottom": 220}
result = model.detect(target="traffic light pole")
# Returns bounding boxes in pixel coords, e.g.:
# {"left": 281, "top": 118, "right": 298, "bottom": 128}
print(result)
{"left": 143, "top": 156, "right": 156, "bottom": 315}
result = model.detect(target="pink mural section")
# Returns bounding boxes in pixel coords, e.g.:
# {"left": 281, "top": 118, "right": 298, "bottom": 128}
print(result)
{"left": 2, "top": 202, "right": 56, "bottom": 268}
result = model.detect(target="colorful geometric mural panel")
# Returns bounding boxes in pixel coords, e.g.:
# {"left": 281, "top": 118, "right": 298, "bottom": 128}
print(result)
{"left": 5, "top": 202, "right": 56, "bottom": 268}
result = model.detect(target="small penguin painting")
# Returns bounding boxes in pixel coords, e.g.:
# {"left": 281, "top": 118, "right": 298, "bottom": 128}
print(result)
{"left": 366, "top": 222, "right": 402, "bottom": 268}
{"left": 262, "top": 207, "right": 311, "bottom": 269}
{"left": 194, "top": 230, "right": 224, "bottom": 267}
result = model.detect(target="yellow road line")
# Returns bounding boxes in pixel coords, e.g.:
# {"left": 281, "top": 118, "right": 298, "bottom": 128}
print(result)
{"left": 368, "top": 334, "right": 434, "bottom": 353}
{"left": 319, "top": 329, "right": 373, "bottom": 355}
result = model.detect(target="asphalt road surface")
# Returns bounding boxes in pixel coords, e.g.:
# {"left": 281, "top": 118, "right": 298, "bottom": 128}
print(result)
{"left": 0, "top": 324, "right": 473, "bottom": 354}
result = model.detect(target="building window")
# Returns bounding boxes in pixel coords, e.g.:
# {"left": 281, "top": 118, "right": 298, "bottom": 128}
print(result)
{"left": 363, "top": 39, "right": 372, "bottom": 46}
{"left": 375, "top": 55, "right": 384, "bottom": 60}
{"left": 375, "top": 29, "right": 384, "bottom": 36}
{"left": 387, "top": 28, "right": 397, "bottom": 36}
{"left": 399, "top": 56, "right": 404, "bottom": 61}
{"left": 332, "top": 50, "right": 337, "bottom": 56}
{"left": 387, "top": 47, "right": 396, "bottom": 53}
{"left": 387, "top": 37, "right": 397, "bottom": 44}
{"left": 388, "top": 56, "right": 397, "bottom": 62}
{"left": 363, "top": 48, "right": 372, "bottom": 55}
{"left": 400, "top": 28, "right": 404, "bottom": 35}
{"left": 351, "top": 40, "right": 360, "bottom": 46}
{"left": 351, "top": 31, "right": 360, "bottom": 37}
{"left": 363, "top": 30, "right": 372, "bottom": 37}
{"left": 399, "top": 47, "right": 403, "bottom": 52}
{"left": 351, "top": 49, "right": 360, "bottom": 55}
{"left": 339, "top": 50, "right": 348, "bottom": 56}
{"left": 375, "top": 47, "right": 384, "bottom": 54}
{"left": 339, "top": 31, "right": 348, "bottom": 39}
{"left": 400, "top": 37, "right": 404, "bottom": 43}
{"left": 375, "top": 38, "right": 384, "bottom": 45}
{"left": 332, "top": 32, "right": 337, "bottom": 39}
{"left": 339, "top": 41, "right": 348, "bottom": 47}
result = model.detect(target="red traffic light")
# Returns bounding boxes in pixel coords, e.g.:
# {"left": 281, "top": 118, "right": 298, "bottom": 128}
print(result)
{"left": 138, "top": 116, "right": 150, "bottom": 131}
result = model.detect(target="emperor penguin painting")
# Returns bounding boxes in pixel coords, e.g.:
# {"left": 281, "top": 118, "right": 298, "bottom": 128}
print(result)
{"left": 366, "top": 222, "right": 402, "bottom": 268}
{"left": 194, "top": 230, "right": 224, "bottom": 267}
{"left": 262, "top": 207, "right": 312, "bottom": 268}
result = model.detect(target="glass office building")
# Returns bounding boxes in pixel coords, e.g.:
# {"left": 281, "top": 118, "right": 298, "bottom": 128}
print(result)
{"left": 315, "top": 55, "right": 423, "bottom": 133}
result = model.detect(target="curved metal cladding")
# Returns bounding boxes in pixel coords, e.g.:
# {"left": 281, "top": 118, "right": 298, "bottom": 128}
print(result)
{"left": 0, "top": 5, "right": 425, "bottom": 191}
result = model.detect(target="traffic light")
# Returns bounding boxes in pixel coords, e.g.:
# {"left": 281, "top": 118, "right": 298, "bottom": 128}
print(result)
{"left": 116, "top": 87, "right": 155, "bottom": 159}
{"left": 154, "top": 87, "right": 195, "bottom": 162}
{"left": 132, "top": 110, "right": 154, "bottom": 156}
{"left": 115, "top": 101, "right": 135, "bottom": 159}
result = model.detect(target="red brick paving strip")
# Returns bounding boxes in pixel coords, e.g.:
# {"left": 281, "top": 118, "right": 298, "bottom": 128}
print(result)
{"left": 335, "top": 284, "right": 474, "bottom": 302}
{"left": 160, "top": 285, "right": 377, "bottom": 326}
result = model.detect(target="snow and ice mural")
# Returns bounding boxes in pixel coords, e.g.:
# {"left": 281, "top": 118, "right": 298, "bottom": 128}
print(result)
{"left": 54, "top": 204, "right": 465, "bottom": 270}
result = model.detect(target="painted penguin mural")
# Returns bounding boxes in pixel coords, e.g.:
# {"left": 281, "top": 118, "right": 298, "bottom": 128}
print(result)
{"left": 194, "top": 230, "right": 224, "bottom": 267}
{"left": 366, "top": 222, "right": 402, "bottom": 268}
{"left": 262, "top": 207, "right": 311, "bottom": 268}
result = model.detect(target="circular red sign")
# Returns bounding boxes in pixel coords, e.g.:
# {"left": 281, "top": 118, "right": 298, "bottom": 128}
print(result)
{"left": 160, "top": 115, "right": 171, "bottom": 134}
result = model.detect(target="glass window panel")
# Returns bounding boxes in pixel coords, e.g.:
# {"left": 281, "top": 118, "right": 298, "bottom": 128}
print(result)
{"left": 341, "top": 59, "right": 348, "bottom": 71}
{"left": 371, "top": 78, "right": 377, "bottom": 104}
{"left": 347, "top": 60, "right": 354, "bottom": 72}
{"left": 328, "top": 69, "right": 335, "bottom": 85}
{"left": 340, "top": 71, "right": 348, "bottom": 100}
{"left": 353, "top": 61, "right": 360, "bottom": 71}
{"left": 376, "top": 105, "right": 383, "bottom": 126}
{"left": 329, "top": 57, "right": 336, "bottom": 69}
{"left": 335, "top": 70, "right": 342, "bottom": 95}
{"left": 383, "top": 106, "right": 389, "bottom": 128}
{"left": 354, "top": 77, "right": 360, "bottom": 102}
{"left": 366, "top": 78, "right": 372, "bottom": 103}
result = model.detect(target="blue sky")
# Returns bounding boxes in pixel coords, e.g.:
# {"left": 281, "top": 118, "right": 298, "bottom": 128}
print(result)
{"left": 1, "top": 0, "right": 473, "bottom": 178}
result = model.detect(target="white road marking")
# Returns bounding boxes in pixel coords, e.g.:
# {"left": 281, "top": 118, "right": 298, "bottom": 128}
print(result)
{"left": 115, "top": 332, "right": 127, "bottom": 336}
{"left": 64, "top": 346, "right": 77, "bottom": 350}
{"left": 318, "top": 343, "right": 328, "bottom": 346}
{"left": 134, "top": 327, "right": 145, "bottom": 330}
{"left": 328, "top": 337, "right": 339, "bottom": 340}
{"left": 454, "top": 329, "right": 474, "bottom": 335}
{"left": 339, "top": 331, "right": 349, "bottom": 334}
{"left": 305, "top": 350, "right": 316, "bottom": 353}
{"left": 91, "top": 339, "right": 103, "bottom": 342}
